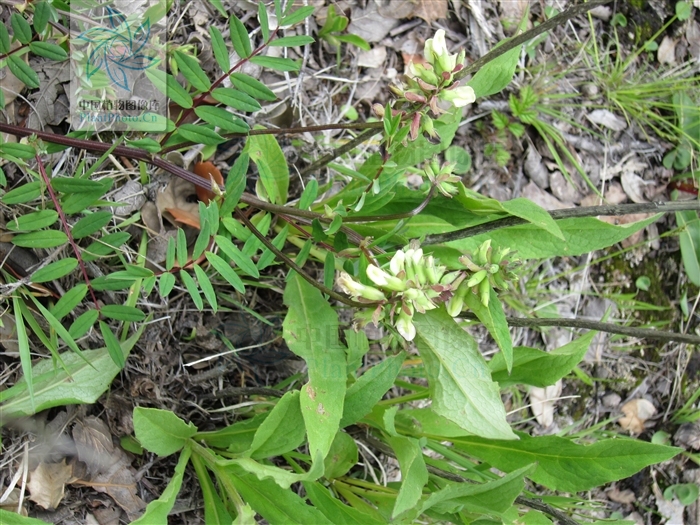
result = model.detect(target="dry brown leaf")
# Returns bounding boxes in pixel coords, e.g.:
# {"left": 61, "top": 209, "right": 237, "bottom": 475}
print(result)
{"left": 193, "top": 161, "right": 224, "bottom": 204}
{"left": 412, "top": 0, "right": 448, "bottom": 23}
{"left": 27, "top": 459, "right": 73, "bottom": 510}
{"left": 674, "top": 422, "right": 700, "bottom": 450}
{"left": 498, "top": 0, "right": 529, "bottom": 33}
{"left": 586, "top": 109, "right": 627, "bottom": 131}
{"left": 607, "top": 486, "right": 637, "bottom": 504}
{"left": 657, "top": 36, "right": 677, "bottom": 65}
{"left": 72, "top": 417, "right": 145, "bottom": 521}
{"left": 0, "top": 488, "right": 28, "bottom": 515}
{"left": 348, "top": 3, "right": 399, "bottom": 43}
{"left": 155, "top": 176, "right": 201, "bottom": 229}
{"left": 530, "top": 380, "right": 562, "bottom": 428}
{"left": 619, "top": 398, "right": 656, "bottom": 434}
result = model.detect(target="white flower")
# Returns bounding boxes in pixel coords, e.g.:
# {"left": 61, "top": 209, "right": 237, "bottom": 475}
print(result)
{"left": 389, "top": 249, "right": 406, "bottom": 276}
{"left": 337, "top": 272, "right": 386, "bottom": 301}
{"left": 439, "top": 85, "right": 476, "bottom": 108}
{"left": 395, "top": 305, "right": 416, "bottom": 341}
{"left": 424, "top": 29, "right": 457, "bottom": 74}
{"left": 367, "top": 265, "right": 406, "bottom": 292}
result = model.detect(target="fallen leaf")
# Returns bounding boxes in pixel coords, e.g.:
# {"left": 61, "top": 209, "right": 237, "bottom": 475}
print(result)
{"left": 498, "top": 0, "right": 529, "bottom": 33}
{"left": 619, "top": 398, "right": 656, "bottom": 434}
{"left": 348, "top": 3, "right": 399, "bottom": 43}
{"left": 0, "top": 312, "right": 19, "bottom": 354}
{"left": 657, "top": 36, "right": 677, "bottom": 65}
{"left": 607, "top": 486, "right": 636, "bottom": 504}
{"left": 27, "top": 459, "right": 73, "bottom": 510}
{"left": 653, "top": 478, "right": 685, "bottom": 525}
{"left": 193, "top": 161, "right": 224, "bottom": 204}
{"left": 357, "top": 46, "right": 387, "bottom": 69}
{"left": 674, "top": 422, "right": 700, "bottom": 450}
{"left": 621, "top": 171, "right": 651, "bottom": 203}
{"left": 412, "top": 0, "right": 448, "bottom": 23}
{"left": 0, "top": 488, "right": 28, "bottom": 515}
{"left": 155, "top": 176, "right": 201, "bottom": 229}
{"left": 586, "top": 109, "right": 627, "bottom": 131}
{"left": 530, "top": 380, "right": 562, "bottom": 428}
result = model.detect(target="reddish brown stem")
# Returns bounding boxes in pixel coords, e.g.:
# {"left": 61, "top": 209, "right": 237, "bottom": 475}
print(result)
{"left": 34, "top": 154, "right": 100, "bottom": 309}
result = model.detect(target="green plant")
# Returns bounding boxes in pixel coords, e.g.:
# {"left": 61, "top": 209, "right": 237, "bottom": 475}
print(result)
{"left": 0, "top": 0, "right": 697, "bottom": 523}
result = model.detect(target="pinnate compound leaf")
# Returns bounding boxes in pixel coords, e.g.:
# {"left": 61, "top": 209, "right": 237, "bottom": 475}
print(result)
{"left": 174, "top": 50, "right": 211, "bottom": 92}
{"left": 246, "top": 133, "right": 289, "bottom": 205}
{"left": 133, "top": 407, "right": 197, "bottom": 456}
{"left": 413, "top": 308, "right": 516, "bottom": 440}
{"left": 421, "top": 464, "right": 534, "bottom": 515}
{"left": 283, "top": 273, "right": 346, "bottom": 465}
{"left": 490, "top": 331, "right": 596, "bottom": 388}
{"left": 230, "top": 73, "right": 276, "bottom": 101}
{"left": 0, "top": 327, "right": 144, "bottom": 419}
{"left": 387, "top": 435, "right": 428, "bottom": 519}
{"left": 464, "top": 287, "right": 513, "bottom": 372}
{"left": 452, "top": 434, "right": 680, "bottom": 492}
{"left": 226, "top": 464, "right": 333, "bottom": 525}
{"left": 340, "top": 352, "right": 405, "bottom": 427}
{"left": 131, "top": 446, "right": 192, "bottom": 525}
{"left": 304, "top": 482, "right": 387, "bottom": 525}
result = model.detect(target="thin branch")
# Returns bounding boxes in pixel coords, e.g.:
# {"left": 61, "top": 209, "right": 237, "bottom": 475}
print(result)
{"left": 352, "top": 428, "right": 581, "bottom": 525}
{"left": 453, "top": 0, "right": 612, "bottom": 82}
{"left": 458, "top": 313, "right": 700, "bottom": 345}
{"left": 299, "top": 127, "right": 382, "bottom": 178}
{"left": 423, "top": 200, "right": 700, "bottom": 245}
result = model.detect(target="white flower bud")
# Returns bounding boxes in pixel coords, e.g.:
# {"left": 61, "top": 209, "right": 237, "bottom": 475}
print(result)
{"left": 366, "top": 265, "right": 406, "bottom": 292}
{"left": 439, "top": 85, "right": 476, "bottom": 108}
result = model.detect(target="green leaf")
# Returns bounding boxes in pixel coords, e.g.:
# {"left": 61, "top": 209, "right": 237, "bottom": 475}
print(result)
{"left": 180, "top": 270, "right": 204, "bottom": 310}
{"left": 99, "top": 321, "right": 124, "bottom": 368}
{"left": 174, "top": 50, "right": 211, "bottom": 92}
{"left": 51, "top": 177, "right": 104, "bottom": 193}
{"left": 146, "top": 69, "right": 193, "bottom": 109}
{"left": 220, "top": 153, "right": 249, "bottom": 217}
{"left": 299, "top": 178, "right": 318, "bottom": 209}
{"left": 101, "top": 305, "right": 146, "bottom": 322}
{"left": 500, "top": 198, "right": 564, "bottom": 240}
{"left": 230, "top": 15, "right": 252, "bottom": 58}
{"left": 387, "top": 435, "right": 428, "bottom": 519}
{"left": 283, "top": 273, "right": 347, "bottom": 465}
{"left": 246, "top": 391, "right": 306, "bottom": 459}
{"left": 12, "top": 230, "right": 67, "bottom": 248}
{"left": 256, "top": 224, "right": 288, "bottom": 271}
{"left": 246, "top": 133, "right": 289, "bottom": 205}
{"left": 280, "top": 5, "right": 315, "bottom": 26}
{"left": 676, "top": 211, "right": 700, "bottom": 286}
{"left": 420, "top": 464, "right": 534, "bottom": 515}
{"left": 227, "top": 465, "right": 334, "bottom": 525}
{"left": 676, "top": 1, "right": 692, "bottom": 20}
{"left": 193, "top": 264, "right": 218, "bottom": 312}
{"left": 50, "top": 284, "right": 88, "bottom": 320}
{"left": 71, "top": 211, "right": 112, "bottom": 238}
{"left": 131, "top": 447, "right": 192, "bottom": 525}
{"left": 413, "top": 308, "right": 516, "bottom": 440}
{"left": 323, "top": 430, "right": 358, "bottom": 479}
{"left": 176, "top": 227, "right": 187, "bottom": 267}
{"left": 305, "top": 481, "right": 386, "bottom": 524}
{"left": 490, "top": 331, "right": 596, "bottom": 388}
{"left": 83, "top": 231, "right": 130, "bottom": 262}
{"left": 464, "top": 287, "right": 513, "bottom": 372}
{"left": 29, "top": 41, "right": 68, "bottom": 60}
{"left": 0, "top": 327, "right": 144, "bottom": 418}
{"left": 7, "top": 55, "right": 40, "bottom": 88}
{"left": 33, "top": 1, "right": 52, "bottom": 34}
{"left": 191, "top": 455, "right": 234, "bottom": 525}
{"left": 12, "top": 297, "right": 34, "bottom": 412}
{"left": 159, "top": 272, "right": 176, "bottom": 296}
{"left": 0, "top": 510, "right": 55, "bottom": 524}
{"left": 259, "top": 2, "right": 270, "bottom": 41}
{"left": 230, "top": 73, "right": 276, "bottom": 101}
{"left": 209, "top": 25, "right": 230, "bottom": 72}
{"left": 11, "top": 13, "right": 32, "bottom": 44}
{"left": 340, "top": 352, "right": 405, "bottom": 427}
{"left": 133, "top": 407, "right": 198, "bottom": 456}
{"left": 2, "top": 181, "right": 42, "bottom": 204}
{"left": 433, "top": 215, "right": 661, "bottom": 264}
{"left": 453, "top": 434, "right": 680, "bottom": 492}
{"left": 7, "top": 210, "right": 58, "bottom": 231}
{"left": 178, "top": 124, "right": 226, "bottom": 145}
{"left": 31, "top": 258, "right": 77, "bottom": 283}
{"left": 335, "top": 33, "right": 371, "bottom": 50}
{"left": 126, "top": 138, "right": 162, "bottom": 153}
{"left": 467, "top": 42, "right": 521, "bottom": 98}
{"left": 211, "top": 88, "right": 261, "bottom": 113}
{"left": 215, "top": 235, "right": 260, "bottom": 277}
{"left": 69, "top": 310, "right": 99, "bottom": 338}
{"left": 0, "top": 24, "right": 9, "bottom": 53}
{"left": 249, "top": 56, "right": 300, "bottom": 72}
{"left": 195, "top": 106, "right": 249, "bottom": 133}
{"left": 206, "top": 251, "right": 245, "bottom": 293}
{"left": 0, "top": 142, "right": 37, "bottom": 160}
{"left": 269, "top": 35, "right": 315, "bottom": 47}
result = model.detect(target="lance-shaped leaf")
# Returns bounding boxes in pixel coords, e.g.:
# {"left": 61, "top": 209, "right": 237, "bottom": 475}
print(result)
{"left": 414, "top": 308, "right": 516, "bottom": 440}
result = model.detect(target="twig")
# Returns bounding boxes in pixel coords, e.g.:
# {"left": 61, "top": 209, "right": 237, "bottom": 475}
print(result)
{"left": 200, "top": 387, "right": 284, "bottom": 399}
{"left": 352, "top": 428, "right": 581, "bottom": 525}
{"left": 423, "top": 200, "right": 700, "bottom": 245}
{"left": 458, "top": 313, "right": 700, "bottom": 345}
{"left": 299, "top": 127, "right": 382, "bottom": 178}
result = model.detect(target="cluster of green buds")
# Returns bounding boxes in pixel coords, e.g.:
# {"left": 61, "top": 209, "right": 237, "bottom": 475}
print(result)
{"left": 386, "top": 29, "right": 475, "bottom": 143}
{"left": 425, "top": 158, "right": 461, "bottom": 197}
{"left": 337, "top": 241, "right": 456, "bottom": 341}
{"left": 446, "top": 240, "right": 520, "bottom": 316}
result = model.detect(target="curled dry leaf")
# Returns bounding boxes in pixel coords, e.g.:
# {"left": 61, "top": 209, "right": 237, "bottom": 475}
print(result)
{"left": 27, "top": 459, "right": 73, "bottom": 510}
{"left": 155, "top": 176, "right": 201, "bottom": 229}
{"left": 530, "top": 380, "right": 562, "bottom": 428}
{"left": 618, "top": 398, "right": 656, "bottom": 434}
{"left": 193, "top": 161, "right": 224, "bottom": 204}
